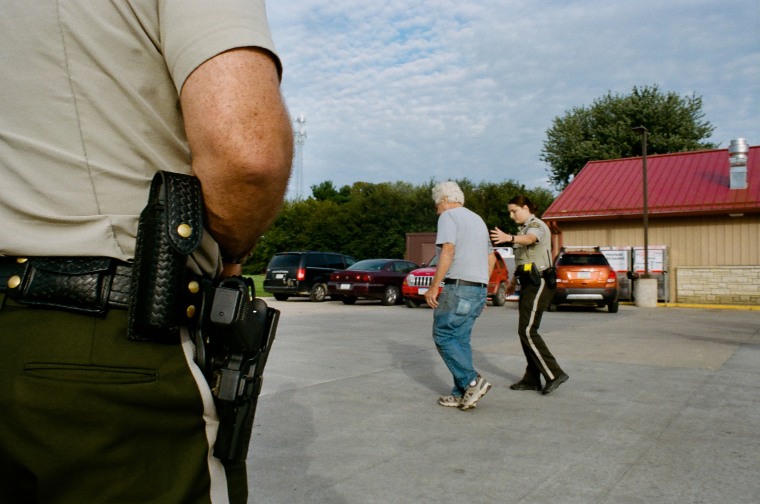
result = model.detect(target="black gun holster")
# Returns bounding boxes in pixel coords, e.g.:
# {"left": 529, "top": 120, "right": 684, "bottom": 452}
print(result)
{"left": 127, "top": 171, "right": 279, "bottom": 463}
{"left": 515, "top": 262, "right": 542, "bottom": 286}
{"left": 194, "top": 276, "right": 279, "bottom": 463}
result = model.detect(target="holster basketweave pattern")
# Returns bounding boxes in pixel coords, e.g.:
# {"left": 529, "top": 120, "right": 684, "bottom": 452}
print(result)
{"left": 128, "top": 171, "right": 203, "bottom": 343}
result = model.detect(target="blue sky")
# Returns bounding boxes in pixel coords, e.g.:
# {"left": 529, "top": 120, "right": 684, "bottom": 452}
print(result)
{"left": 267, "top": 0, "right": 759, "bottom": 197}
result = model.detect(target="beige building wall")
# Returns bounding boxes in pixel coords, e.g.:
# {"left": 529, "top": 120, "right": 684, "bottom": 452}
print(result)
{"left": 549, "top": 213, "right": 760, "bottom": 304}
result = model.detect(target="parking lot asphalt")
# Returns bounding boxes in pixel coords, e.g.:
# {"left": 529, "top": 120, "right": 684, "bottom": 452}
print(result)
{"left": 247, "top": 299, "right": 760, "bottom": 504}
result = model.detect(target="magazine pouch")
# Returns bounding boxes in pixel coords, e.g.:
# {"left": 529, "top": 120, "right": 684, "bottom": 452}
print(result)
{"left": 128, "top": 171, "right": 203, "bottom": 343}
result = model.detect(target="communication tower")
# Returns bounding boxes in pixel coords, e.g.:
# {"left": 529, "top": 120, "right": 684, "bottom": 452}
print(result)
{"left": 293, "top": 115, "right": 307, "bottom": 200}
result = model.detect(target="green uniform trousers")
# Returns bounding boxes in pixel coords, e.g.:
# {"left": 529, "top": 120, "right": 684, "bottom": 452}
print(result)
{"left": 516, "top": 278, "right": 565, "bottom": 383}
{"left": 0, "top": 294, "right": 248, "bottom": 504}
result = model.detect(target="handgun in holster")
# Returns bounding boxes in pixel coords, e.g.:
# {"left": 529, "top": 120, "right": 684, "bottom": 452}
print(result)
{"left": 194, "top": 276, "right": 279, "bottom": 463}
{"left": 128, "top": 171, "right": 279, "bottom": 462}
{"left": 515, "top": 262, "right": 542, "bottom": 286}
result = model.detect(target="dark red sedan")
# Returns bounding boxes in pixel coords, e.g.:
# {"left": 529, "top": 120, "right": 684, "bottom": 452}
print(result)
{"left": 327, "top": 258, "right": 419, "bottom": 305}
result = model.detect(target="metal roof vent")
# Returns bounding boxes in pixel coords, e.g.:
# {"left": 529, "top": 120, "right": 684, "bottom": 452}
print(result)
{"left": 728, "top": 138, "right": 748, "bottom": 190}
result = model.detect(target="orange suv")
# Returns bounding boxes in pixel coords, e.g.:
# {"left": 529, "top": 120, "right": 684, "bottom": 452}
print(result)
{"left": 550, "top": 246, "right": 619, "bottom": 313}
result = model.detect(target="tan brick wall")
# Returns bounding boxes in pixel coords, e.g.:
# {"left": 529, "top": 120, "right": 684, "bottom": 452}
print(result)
{"left": 677, "top": 266, "right": 760, "bottom": 305}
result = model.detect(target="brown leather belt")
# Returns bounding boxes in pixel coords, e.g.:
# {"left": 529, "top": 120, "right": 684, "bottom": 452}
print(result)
{"left": 0, "top": 256, "right": 131, "bottom": 315}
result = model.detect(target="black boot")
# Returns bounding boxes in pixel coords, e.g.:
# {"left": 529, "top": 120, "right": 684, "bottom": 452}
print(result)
{"left": 509, "top": 377, "right": 541, "bottom": 391}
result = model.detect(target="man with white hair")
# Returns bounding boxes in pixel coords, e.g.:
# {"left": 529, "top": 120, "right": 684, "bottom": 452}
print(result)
{"left": 425, "top": 181, "right": 496, "bottom": 410}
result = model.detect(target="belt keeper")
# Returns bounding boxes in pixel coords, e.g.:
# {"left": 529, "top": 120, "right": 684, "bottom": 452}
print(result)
{"left": 1, "top": 257, "right": 118, "bottom": 315}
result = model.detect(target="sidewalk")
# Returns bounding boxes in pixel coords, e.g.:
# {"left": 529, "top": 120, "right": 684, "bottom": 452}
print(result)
{"left": 248, "top": 300, "right": 760, "bottom": 504}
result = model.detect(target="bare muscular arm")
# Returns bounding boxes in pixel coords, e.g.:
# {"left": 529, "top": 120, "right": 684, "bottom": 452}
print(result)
{"left": 180, "top": 47, "right": 293, "bottom": 265}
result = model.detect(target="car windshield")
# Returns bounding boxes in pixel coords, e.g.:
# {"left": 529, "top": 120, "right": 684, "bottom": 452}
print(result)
{"left": 557, "top": 254, "right": 609, "bottom": 266}
{"left": 428, "top": 255, "right": 438, "bottom": 267}
{"left": 347, "top": 259, "right": 389, "bottom": 271}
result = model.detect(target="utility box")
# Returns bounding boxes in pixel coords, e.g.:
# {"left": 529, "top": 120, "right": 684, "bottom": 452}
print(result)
{"left": 633, "top": 245, "right": 669, "bottom": 302}
{"left": 600, "top": 246, "right": 633, "bottom": 301}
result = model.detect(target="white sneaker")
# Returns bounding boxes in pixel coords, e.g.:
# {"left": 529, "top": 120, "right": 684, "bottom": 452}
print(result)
{"left": 437, "top": 395, "right": 463, "bottom": 408}
{"left": 458, "top": 375, "right": 491, "bottom": 411}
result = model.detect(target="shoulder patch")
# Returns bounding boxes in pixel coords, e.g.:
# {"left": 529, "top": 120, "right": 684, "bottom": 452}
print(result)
{"left": 527, "top": 222, "right": 541, "bottom": 229}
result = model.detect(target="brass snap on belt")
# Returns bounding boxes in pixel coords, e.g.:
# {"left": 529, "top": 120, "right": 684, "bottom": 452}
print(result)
{"left": 3, "top": 257, "right": 26, "bottom": 290}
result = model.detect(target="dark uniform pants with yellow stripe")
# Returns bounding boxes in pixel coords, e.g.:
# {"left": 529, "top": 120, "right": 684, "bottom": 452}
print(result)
{"left": 516, "top": 278, "right": 565, "bottom": 384}
{"left": 0, "top": 294, "right": 246, "bottom": 504}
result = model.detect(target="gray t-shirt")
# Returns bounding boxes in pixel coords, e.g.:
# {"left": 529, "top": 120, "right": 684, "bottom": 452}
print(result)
{"left": 0, "top": 0, "right": 278, "bottom": 275}
{"left": 435, "top": 206, "right": 493, "bottom": 284}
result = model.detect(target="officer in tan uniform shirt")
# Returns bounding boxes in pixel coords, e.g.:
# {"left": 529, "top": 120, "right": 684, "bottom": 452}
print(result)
{"left": 0, "top": 1, "right": 293, "bottom": 503}
{"left": 491, "top": 195, "right": 569, "bottom": 396}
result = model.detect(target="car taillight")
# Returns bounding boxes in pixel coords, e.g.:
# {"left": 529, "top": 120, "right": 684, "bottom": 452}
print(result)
{"left": 297, "top": 268, "right": 305, "bottom": 281}
{"left": 607, "top": 270, "right": 617, "bottom": 283}
{"left": 356, "top": 274, "right": 372, "bottom": 282}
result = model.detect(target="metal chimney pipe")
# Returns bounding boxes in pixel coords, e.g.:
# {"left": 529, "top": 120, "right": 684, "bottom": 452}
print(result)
{"left": 729, "top": 138, "right": 748, "bottom": 190}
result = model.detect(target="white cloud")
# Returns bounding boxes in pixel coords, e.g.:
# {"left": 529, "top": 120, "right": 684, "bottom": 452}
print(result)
{"left": 268, "top": 0, "right": 759, "bottom": 196}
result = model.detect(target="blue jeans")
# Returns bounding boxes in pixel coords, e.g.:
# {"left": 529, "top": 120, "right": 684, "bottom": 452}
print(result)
{"left": 432, "top": 283, "right": 487, "bottom": 396}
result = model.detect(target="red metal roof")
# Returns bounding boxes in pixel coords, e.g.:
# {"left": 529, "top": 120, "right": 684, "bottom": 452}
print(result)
{"left": 543, "top": 145, "right": 760, "bottom": 221}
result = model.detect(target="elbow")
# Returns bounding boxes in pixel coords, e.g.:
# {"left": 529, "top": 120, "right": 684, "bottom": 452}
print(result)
{"left": 237, "top": 141, "right": 293, "bottom": 190}
{"left": 215, "top": 119, "right": 294, "bottom": 191}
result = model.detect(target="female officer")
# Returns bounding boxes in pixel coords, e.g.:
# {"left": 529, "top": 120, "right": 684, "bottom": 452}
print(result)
{"left": 490, "top": 195, "right": 569, "bottom": 395}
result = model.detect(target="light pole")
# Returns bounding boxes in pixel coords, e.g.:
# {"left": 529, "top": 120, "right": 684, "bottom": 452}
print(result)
{"left": 632, "top": 126, "right": 649, "bottom": 278}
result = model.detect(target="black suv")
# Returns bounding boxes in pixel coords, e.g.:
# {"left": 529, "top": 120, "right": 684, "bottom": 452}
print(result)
{"left": 263, "top": 251, "right": 356, "bottom": 302}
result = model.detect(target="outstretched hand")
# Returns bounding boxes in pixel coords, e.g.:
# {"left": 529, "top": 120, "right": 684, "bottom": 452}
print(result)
{"left": 490, "top": 226, "right": 508, "bottom": 244}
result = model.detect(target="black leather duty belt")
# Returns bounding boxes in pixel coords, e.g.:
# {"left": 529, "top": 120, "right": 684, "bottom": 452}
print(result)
{"left": 444, "top": 278, "right": 487, "bottom": 288}
{"left": 0, "top": 256, "right": 132, "bottom": 315}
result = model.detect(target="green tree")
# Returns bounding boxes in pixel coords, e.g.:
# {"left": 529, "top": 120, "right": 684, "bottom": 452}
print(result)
{"left": 462, "top": 179, "right": 554, "bottom": 235}
{"left": 243, "top": 179, "right": 555, "bottom": 274}
{"left": 541, "top": 85, "right": 716, "bottom": 189}
{"left": 338, "top": 181, "right": 437, "bottom": 260}
{"left": 311, "top": 180, "right": 350, "bottom": 203}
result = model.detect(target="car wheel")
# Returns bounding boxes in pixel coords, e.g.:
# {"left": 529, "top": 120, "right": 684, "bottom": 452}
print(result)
{"left": 342, "top": 296, "right": 357, "bottom": 305}
{"left": 273, "top": 294, "right": 289, "bottom": 301}
{"left": 547, "top": 302, "right": 558, "bottom": 312}
{"left": 492, "top": 282, "right": 507, "bottom": 306}
{"left": 608, "top": 301, "right": 619, "bottom": 313}
{"left": 309, "top": 283, "right": 328, "bottom": 302}
{"left": 404, "top": 298, "right": 421, "bottom": 308}
{"left": 381, "top": 286, "right": 400, "bottom": 306}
